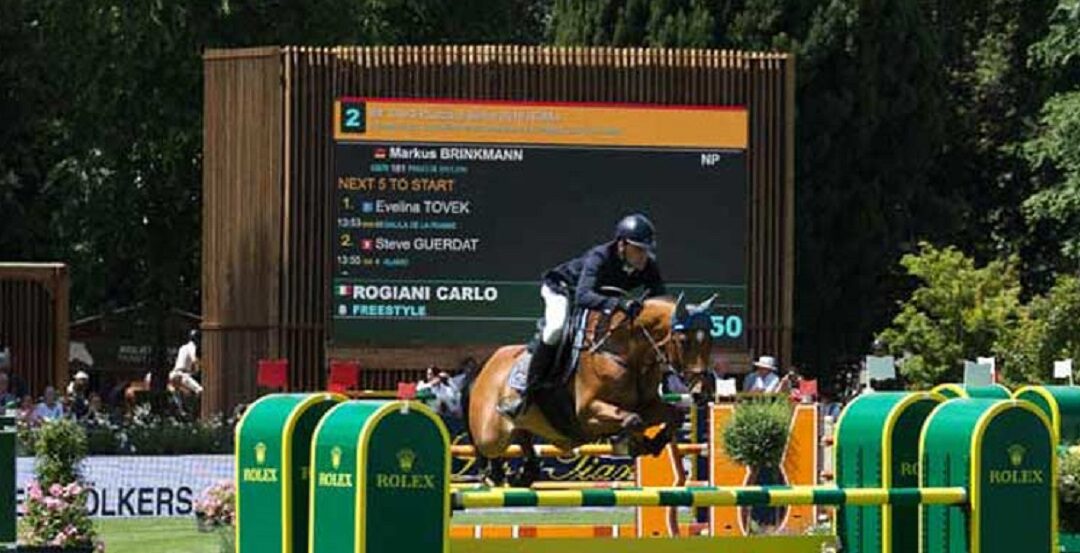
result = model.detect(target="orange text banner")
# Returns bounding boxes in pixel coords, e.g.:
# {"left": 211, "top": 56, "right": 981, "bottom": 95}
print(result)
{"left": 335, "top": 98, "right": 748, "bottom": 149}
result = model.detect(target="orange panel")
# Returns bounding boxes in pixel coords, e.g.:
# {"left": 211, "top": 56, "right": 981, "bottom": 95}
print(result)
{"left": 334, "top": 98, "right": 748, "bottom": 149}
{"left": 635, "top": 442, "right": 682, "bottom": 537}
{"left": 709, "top": 404, "right": 749, "bottom": 536}
{"left": 780, "top": 404, "right": 819, "bottom": 533}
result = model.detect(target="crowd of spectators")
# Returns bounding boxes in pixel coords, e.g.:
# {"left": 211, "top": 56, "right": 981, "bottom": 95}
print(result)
{"left": 0, "top": 329, "right": 204, "bottom": 431}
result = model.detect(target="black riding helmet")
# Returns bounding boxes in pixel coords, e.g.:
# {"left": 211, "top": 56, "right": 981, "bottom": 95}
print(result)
{"left": 614, "top": 213, "right": 657, "bottom": 255}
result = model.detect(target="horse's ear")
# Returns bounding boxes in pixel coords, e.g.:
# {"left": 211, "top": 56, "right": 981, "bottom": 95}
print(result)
{"left": 672, "top": 293, "right": 689, "bottom": 327}
{"left": 693, "top": 294, "right": 718, "bottom": 315}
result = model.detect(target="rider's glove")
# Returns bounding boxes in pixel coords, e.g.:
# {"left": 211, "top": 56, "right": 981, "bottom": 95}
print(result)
{"left": 618, "top": 298, "right": 643, "bottom": 320}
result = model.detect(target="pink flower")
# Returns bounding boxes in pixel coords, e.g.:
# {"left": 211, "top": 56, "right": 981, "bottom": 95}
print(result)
{"left": 49, "top": 484, "right": 63, "bottom": 498}
{"left": 65, "top": 483, "right": 83, "bottom": 497}
{"left": 27, "top": 482, "right": 43, "bottom": 501}
{"left": 43, "top": 497, "right": 63, "bottom": 511}
{"left": 49, "top": 529, "right": 68, "bottom": 546}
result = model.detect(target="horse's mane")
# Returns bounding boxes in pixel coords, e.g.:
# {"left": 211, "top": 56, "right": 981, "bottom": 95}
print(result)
{"left": 640, "top": 296, "right": 677, "bottom": 326}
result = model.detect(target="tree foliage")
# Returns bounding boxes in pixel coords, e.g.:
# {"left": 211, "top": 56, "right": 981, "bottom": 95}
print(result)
{"left": 1022, "top": 0, "right": 1080, "bottom": 271}
{"left": 0, "top": 0, "right": 544, "bottom": 325}
{"left": 2, "top": 0, "right": 1079, "bottom": 382}
{"left": 998, "top": 274, "right": 1080, "bottom": 383}
{"left": 876, "top": 243, "right": 1026, "bottom": 388}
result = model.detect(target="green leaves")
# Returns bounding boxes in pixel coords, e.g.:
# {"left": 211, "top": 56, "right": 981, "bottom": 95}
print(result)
{"left": 721, "top": 397, "right": 792, "bottom": 469}
{"left": 998, "top": 274, "right": 1080, "bottom": 383}
{"left": 33, "top": 418, "right": 89, "bottom": 488}
{"left": 1058, "top": 448, "right": 1080, "bottom": 531}
{"left": 878, "top": 243, "right": 1025, "bottom": 387}
{"left": 878, "top": 242, "right": 1080, "bottom": 386}
{"left": 1022, "top": 91, "right": 1080, "bottom": 264}
{"left": 551, "top": 0, "right": 715, "bottom": 47}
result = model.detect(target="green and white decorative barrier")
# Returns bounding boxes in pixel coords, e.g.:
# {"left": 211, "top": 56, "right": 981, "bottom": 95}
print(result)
{"left": 235, "top": 394, "right": 1055, "bottom": 553}
{"left": 1014, "top": 385, "right": 1080, "bottom": 444}
{"left": 921, "top": 399, "right": 1055, "bottom": 552}
{"left": 308, "top": 400, "right": 450, "bottom": 553}
{"left": 835, "top": 391, "right": 944, "bottom": 553}
{"left": 931, "top": 383, "right": 1013, "bottom": 400}
{"left": 235, "top": 393, "right": 344, "bottom": 553}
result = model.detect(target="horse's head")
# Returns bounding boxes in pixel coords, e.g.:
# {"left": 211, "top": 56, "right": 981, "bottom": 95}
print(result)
{"left": 666, "top": 294, "right": 717, "bottom": 390}
{"left": 632, "top": 294, "right": 717, "bottom": 394}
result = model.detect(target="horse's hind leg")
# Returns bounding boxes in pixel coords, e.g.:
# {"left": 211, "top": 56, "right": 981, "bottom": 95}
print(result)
{"left": 479, "top": 456, "right": 507, "bottom": 487}
{"left": 473, "top": 408, "right": 514, "bottom": 487}
{"left": 507, "top": 430, "right": 541, "bottom": 488}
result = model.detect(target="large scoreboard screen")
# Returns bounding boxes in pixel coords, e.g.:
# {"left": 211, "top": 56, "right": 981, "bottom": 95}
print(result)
{"left": 331, "top": 98, "right": 748, "bottom": 347}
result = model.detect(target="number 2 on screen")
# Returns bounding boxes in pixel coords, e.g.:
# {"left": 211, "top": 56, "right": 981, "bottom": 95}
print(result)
{"left": 344, "top": 108, "right": 361, "bottom": 128}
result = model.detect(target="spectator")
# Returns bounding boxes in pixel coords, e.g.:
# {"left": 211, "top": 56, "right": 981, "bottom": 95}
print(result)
{"left": 83, "top": 392, "right": 110, "bottom": 425}
{"left": 778, "top": 367, "right": 803, "bottom": 397}
{"left": 0, "top": 373, "right": 17, "bottom": 408}
{"left": 66, "top": 371, "right": 90, "bottom": 419}
{"left": 171, "top": 329, "right": 203, "bottom": 396}
{"left": 743, "top": 355, "right": 781, "bottom": 393}
{"left": 66, "top": 371, "right": 89, "bottom": 396}
{"left": 17, "top": 395, "right": 35, "bottom": 425}
{"left": 0, "top": 350, "right": 27, "bottom": 399}
{"left": 32, "top": 386, "right": 64, "bottom": 421}
{"left": 416, "top": 366, "right": 446, "bottom": 393}
{"left": 819, "top": 391, "right": 843, "bottom": 420}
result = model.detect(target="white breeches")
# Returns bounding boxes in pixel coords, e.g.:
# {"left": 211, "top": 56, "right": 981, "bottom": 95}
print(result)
{"left": 169, "top": 369, "right": 204, "bottom": 395}
{"left": 540, "top": 284, "right": 569, "bottom": 345}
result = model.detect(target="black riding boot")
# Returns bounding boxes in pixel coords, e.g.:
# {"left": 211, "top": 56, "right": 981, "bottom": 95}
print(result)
{"left": 498, "top": 341, "right": 558, "bottom": 418}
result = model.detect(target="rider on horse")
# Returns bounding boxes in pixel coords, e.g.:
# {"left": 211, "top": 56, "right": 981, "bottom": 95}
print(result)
{"left": 497, "top": 213, "right": 667, "bottom": 419}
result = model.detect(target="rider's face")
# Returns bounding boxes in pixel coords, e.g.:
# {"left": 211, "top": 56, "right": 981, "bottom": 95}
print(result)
{"left": 621, "top": 241, "right": 649, "bottom": 271}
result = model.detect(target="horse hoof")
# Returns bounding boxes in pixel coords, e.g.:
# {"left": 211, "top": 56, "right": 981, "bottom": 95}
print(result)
{"left": 508, "top": 460, "right": 541, "bottom": 488}
{"left": 621, "top": 413, "right": 644, "bottom": 431}
{"left": 482, "top": 462, "right": 508, "bottom": 487}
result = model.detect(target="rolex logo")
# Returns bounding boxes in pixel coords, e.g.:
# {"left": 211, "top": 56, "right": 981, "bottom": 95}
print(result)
{"left": 397, "top": 448, "right": 416, "bottom": 472}
{"left": 331, "top": 446, "right": 343, "bottom": 470}
{"left": 255, "top": 442, "right": 267, "bottom": 465}
{"left": 1008, "top": 444, "right": 1026, "bottom": 467}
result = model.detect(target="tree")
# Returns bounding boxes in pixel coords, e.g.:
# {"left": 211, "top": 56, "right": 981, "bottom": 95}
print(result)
{"left": 550, "top": 0, "right": 714, "bottom": 47}
{"left": 1022, "top": 0, "right": 1080, "bottom": 273}
{"left": 876, "top": 243, "right": 1026, "bottom": 388}
{"left": 998, "top": 274, "right": 1080, "bottom": 383}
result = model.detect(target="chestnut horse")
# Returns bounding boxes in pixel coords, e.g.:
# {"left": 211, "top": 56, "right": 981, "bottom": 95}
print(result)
{"left": 464, "top": 294, "right": 716, "bottom": 484}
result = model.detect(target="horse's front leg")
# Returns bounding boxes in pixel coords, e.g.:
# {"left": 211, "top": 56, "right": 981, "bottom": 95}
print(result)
{"left": 634, "top": 399, "right": 679, "bottom": 456}
{"left": 579, "top": 399, "right": 646, "bottom": 438}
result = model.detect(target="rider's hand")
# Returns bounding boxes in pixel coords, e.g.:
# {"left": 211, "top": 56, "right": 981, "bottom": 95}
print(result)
{"left": 618, "top": 298, "right": 643, "bottom": 319}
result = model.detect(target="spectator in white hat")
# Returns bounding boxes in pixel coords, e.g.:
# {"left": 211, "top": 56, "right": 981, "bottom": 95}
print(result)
{"left": 743, "top": 355, "right": 781, "bottom": 393}
{"left": 66, "top": 371, "right": 91, "bottom": 419}
{"left": 65, "top": 370, "right": 90, "bottom": 396}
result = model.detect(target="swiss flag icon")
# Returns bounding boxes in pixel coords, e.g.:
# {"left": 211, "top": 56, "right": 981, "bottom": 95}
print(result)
{"left": 361, "top": 239, "right": 373, "bottom": 251}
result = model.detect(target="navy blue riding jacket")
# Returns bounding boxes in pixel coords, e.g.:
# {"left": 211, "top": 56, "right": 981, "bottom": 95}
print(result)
{"left": 543, "top": 241, "right": 666, "bottom": 312}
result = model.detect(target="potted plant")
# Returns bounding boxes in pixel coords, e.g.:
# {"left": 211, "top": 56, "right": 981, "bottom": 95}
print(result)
{"left": 19, "top": 418, "right": 103, "bottom": 552}
{"left": 722, "top": 397, "right": 792, "bottom": 533}
{"left": 194, "top": 480, "right": 235, "bottom": 553}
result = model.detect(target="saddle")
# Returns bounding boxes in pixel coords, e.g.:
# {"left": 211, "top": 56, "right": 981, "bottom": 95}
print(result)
{"left": 507, "top": 306, "right": 619, "bottom": 442}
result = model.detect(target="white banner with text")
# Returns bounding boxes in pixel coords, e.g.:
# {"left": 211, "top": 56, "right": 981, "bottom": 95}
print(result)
{"left": 17, "top": 455, "right": 232, "bottom": 518}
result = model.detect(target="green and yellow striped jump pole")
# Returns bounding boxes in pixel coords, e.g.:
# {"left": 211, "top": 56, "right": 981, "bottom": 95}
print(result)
{"left": 450, "top": 485, "right": 967, "bottom": 510}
